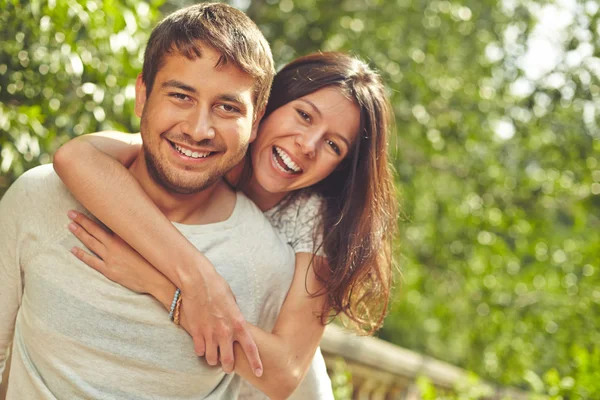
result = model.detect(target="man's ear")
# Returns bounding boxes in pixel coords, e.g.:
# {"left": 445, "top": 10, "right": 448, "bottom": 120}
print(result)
{"left": 249, "top": 108, "right": 265, "bottom": 143}
{"left": 134, "top": 74, "right": 147, "bottom": 118}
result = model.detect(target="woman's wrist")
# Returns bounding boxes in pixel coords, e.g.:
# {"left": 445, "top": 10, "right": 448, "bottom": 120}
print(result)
{"left": 149, "top": 278, "right": 179, "bottom": 311}
{"left": 175, "top": 250, "right": 219, "bottom": 293}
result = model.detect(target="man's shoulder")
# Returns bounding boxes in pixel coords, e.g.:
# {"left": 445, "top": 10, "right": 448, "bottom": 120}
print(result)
{"left": 233, "top": 192, "right": 292, "bottom": 250}
{"left": 1, "top": 164, "right": 80, "bottom": 225}
{"left": 234, "top": 191, "right": 263, "bottom": 215}
{"left": 235, "top": 193, "right": 285, "bottom": 235}
{"left": 15, "top": 164, "right": 56, "bottom": 183}
{"left": 2, "top": 164, "right": 61, "bottom": 203}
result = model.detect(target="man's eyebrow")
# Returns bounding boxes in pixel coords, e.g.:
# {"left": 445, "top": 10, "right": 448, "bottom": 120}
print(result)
{"left": 219, "top": 93, "right": 247, "bottom": 105}
{"left": 161, "top": 80, "right": 197, "bottom": 93}
{"left": 219, "top": 94, "right": 251, "bottom": 114}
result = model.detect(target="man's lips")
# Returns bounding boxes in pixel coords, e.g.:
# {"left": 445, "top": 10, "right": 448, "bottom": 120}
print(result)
{"left": 167, "top": 139, "right": 217, "bottom": 160}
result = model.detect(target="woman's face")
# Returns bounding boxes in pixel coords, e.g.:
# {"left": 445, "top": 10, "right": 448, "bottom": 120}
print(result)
{"left": 250, "top": 87, "right": 361, "bottom": 194}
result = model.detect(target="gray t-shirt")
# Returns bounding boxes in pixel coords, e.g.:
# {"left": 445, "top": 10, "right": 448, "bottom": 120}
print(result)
{"left": 0, "top": 164, "right": 295, "bottom": 399}
{"left": 240, "top": 192, "right": 334, "bottom": 400}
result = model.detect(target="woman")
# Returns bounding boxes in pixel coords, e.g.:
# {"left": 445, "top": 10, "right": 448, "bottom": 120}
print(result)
{"left": 54, "top": 52, "right": 397, "bottom": 399}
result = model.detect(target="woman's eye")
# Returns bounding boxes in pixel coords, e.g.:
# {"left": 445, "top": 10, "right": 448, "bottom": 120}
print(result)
{"left": 296, "top": 109, "right": 311, "bottom": 123}
{"left": 326, "top": 139, "right": 341, "bottom": 155}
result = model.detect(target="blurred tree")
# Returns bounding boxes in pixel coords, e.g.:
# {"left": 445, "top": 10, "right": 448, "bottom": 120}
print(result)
{"left": 0, "top": 0, "right": 163, "bottom": 195}
{"left": 1, "top": 0, "right": 599, "bottom": 394}
{"left": 242, "top": 0, "right": 600, "bottom": 389}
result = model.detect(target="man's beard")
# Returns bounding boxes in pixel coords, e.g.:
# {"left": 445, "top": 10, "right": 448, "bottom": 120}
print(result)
{"left": 143, "top": 146, "right": 224, "bottom": 194}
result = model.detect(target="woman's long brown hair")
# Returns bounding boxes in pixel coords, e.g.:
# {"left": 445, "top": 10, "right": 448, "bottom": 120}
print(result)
{"left": 263, "top": 52, "right": 398, "bottom": 335}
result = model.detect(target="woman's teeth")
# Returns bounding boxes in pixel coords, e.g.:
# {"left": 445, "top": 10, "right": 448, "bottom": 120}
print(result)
{"left": 274, "top": 146, "right": 301, "bottom": 173}
{"left": 174, "top": 143, "right": 210, "bottom": 159}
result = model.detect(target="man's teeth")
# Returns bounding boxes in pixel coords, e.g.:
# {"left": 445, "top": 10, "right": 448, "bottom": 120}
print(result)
{"left": 174, "top": 143, "right": 210, "bottom": 159}
{"left": 274, "top": 146, "right": 301, "bottom": 172}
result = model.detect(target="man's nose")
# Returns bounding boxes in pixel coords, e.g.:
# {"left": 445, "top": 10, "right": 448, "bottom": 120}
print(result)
{"left": 185, "top": 109, "right": 216, "bottom": 142}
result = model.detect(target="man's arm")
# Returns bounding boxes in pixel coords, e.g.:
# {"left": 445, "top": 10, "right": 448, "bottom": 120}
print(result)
{"left": 0, "top": 177, "right": 26, "bottom": 383}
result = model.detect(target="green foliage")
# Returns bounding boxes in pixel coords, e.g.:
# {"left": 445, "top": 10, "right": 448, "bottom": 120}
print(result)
{"left": 2, "top": 0, "right": 599, "bottom": 395}
{"left": 245, "top": 0, "right": 600, "bottom": 390}
{"left": 533, "top": 345, "right": 600, "bottom": 399}
{"left": 0, "top": 0, "right": 164, "bottom": 195}
{"left": 417, "top": 375, "right": 494, "bottom": 400}
{"left": 246, "top": 0, "right": 600, "bottom": 390}
{"left": 414, "top": 345, "right": 600, "bottom": 400}
{"left": 329, "top": 358, "right": 353, "bottom": 400}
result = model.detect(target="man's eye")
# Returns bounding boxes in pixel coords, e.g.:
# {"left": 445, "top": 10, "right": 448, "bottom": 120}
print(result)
{"left": 296, "top": 109, "right": 311, "bottom": 123}
{"left": 170, "top": 93, "right": 189, "bottom": 101}
{"left": 220, "top": 104, "right": 240, "bottom": 113}
{"left": 326, "top": 139, "right": 341, "bottom": 155}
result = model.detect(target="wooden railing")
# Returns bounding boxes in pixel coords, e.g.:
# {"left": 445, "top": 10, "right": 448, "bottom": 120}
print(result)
{"left": 1, "top": 326, "right": 528, "bottom": 399}
{"left": 320, "top": 324, "right": 529, "bottom": 400}
{"left": 0, "top": 355, "right": 8, "bottom": 400}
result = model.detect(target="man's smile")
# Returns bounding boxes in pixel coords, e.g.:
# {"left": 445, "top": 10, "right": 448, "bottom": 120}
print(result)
{"left": 166, "top": 139, "right": 218, "bottom": 162}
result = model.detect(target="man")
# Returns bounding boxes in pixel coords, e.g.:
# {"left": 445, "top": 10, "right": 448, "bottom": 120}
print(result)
{"left": 0, "top": 3, "right": 296, "bottom": 398}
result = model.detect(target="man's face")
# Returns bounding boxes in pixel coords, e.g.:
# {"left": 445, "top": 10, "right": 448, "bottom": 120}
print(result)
{"left": 135, "top": 44, "right": 259, "bottom": 194}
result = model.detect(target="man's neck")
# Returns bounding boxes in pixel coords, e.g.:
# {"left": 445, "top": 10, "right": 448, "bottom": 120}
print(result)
{"left": 128, "top": 154, "right": 236, "bottom": 225}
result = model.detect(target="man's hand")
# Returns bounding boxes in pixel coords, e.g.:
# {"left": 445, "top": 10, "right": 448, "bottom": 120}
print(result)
{"left": 180, "top": 272, "right": 263, "bottom": 376}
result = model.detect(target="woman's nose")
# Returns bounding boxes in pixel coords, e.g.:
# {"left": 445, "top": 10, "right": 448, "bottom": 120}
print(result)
{"left": 295, "top": 132, "right": 319, "bottom": 158}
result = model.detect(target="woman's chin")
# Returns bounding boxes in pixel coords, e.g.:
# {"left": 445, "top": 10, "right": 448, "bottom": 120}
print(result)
{"left": 260, "top": 180, "right": 291, "bottom": 195}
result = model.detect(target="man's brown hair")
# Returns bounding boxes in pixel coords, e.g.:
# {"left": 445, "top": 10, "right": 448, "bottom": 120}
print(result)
{"left": 142, "top": 2, "right": 274, "bottom": 117}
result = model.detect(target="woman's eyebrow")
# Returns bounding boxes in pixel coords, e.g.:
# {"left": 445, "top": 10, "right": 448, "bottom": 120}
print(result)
{"left": 298, "top": 98, "right": 322, "bottom": 118}
{"left": 332, "top": 133, "right": 351, "bottom": 149}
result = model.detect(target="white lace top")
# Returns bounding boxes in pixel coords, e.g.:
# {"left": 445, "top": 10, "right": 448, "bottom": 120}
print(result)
{"left": 264, "top": 191, "right": 326, "bottom": 257}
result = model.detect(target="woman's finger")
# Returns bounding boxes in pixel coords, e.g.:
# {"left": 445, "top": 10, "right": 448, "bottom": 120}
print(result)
{"left": 70, "top": 246, "right": 107, "bottom": 274}
{"left": 69, "top": 222, "right": 107, "bottom": 259}
{"left": 68, "top": 210, "right": 113, "bottom": 244}
{"left": 194, "top": 336, "right": 206, "bottom": 357}
{"left": 204, "top": 337, "right": 219, "bottom": 366}
{"left": 236, "top": 329, "right": 263, "bottom": 377}
{"left": 218, "top": 341, "right": 235, "bottom": 374}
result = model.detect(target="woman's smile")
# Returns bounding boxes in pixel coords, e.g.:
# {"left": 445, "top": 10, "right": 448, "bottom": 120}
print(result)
{"left": 251, "top": 87, "right": 361, "bottom": 194}
{"left": 271, "top": 146, "right": 303, "bottom": 175}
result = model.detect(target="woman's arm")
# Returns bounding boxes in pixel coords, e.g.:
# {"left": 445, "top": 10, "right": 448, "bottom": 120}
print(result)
{"left": 233, "top": 252, "right": 327, "bottom": 399}
{"left": 68, "top": 214, "right": 328, "bottom": 400}
{"left": 57, "top": 131, "right": 143, "bottom": 165}
{"left": 54, "top": 133, "right": 263, "bottom": 376}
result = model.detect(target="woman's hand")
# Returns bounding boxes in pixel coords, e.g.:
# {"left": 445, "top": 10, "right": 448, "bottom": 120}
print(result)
{"left": 67, "top": 210, "right": 170, "bottom": 297}
{"left": 66, "top": 210, "right": 263, "bottom": 376}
